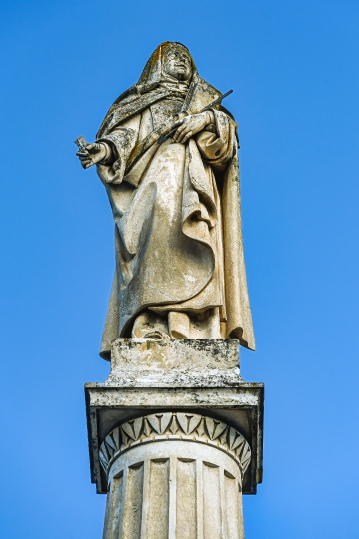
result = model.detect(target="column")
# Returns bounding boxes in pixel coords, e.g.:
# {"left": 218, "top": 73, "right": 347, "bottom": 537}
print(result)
{"left": 99, "top": 412, "right": 251, "bottom": 539}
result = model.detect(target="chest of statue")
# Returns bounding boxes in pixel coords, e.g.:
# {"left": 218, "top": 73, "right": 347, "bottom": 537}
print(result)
{"left": 150, "top": 96, "right": 184, "bottom": 129}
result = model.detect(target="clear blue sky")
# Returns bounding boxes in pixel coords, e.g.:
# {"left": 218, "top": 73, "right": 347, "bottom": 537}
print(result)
{"left": 1, "top": 1, "right": 358, "bottom": 537}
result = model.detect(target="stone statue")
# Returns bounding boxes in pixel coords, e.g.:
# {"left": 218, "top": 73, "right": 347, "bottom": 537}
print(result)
{"left": 76, "top": 41, "right": 255, "bottom": 358}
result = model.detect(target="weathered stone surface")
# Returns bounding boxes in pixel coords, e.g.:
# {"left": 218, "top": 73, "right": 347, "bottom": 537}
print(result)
{"left": 85, "top": 339, "right": 263, "bottom": 539}
{"left": 85, "top": 382, "right": 264, "bottom": 495}
{"left": 107, "top": 338, "right": 241, "bottom": 387}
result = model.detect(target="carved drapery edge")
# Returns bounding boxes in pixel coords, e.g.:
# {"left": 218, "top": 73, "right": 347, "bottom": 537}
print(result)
{"left": 99, "top": 412, "right": 251, "bottom": 477}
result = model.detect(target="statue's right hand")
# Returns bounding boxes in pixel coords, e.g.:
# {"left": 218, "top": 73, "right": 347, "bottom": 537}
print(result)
{"left": 76, "top": 142, "right": 107, "bottom": 169}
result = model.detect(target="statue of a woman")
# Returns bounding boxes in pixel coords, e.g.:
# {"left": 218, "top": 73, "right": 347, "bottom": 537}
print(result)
{"left": 76, "top": 42, "right": 255, "bottom": 358}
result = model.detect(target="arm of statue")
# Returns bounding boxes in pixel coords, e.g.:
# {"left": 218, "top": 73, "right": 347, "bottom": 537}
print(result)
{"left": 76, "top": 142, "right": 113, "bottom": 169}
{"left": 195, "top": 110, "right": 238, "bottom": 164}
{"left": 76, "top": 120, "right": 139, "bottom": 185}
{"left": 171, "top": 111, "right": 215, "bottom": 144}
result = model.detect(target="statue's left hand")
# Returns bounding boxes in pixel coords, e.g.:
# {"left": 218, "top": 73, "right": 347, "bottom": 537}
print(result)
{"left": 171, "top": 111, "right": 212, "bottom": 144}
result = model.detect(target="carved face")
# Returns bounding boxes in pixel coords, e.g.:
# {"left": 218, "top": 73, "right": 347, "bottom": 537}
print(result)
{"left": 163, "top": 46, "right": 192, "bottom": 81}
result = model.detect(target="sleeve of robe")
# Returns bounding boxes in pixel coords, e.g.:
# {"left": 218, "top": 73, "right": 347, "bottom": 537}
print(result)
{"left": 196, "top": 111, "right": 256, "bottom": 350}
{"left": 96, "top": 114, "right": 141, "bottom": 185}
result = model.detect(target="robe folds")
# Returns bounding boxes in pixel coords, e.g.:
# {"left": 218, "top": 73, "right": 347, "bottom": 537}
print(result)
{"left": 95, "top": 42, "right": 255, "bottom": 359}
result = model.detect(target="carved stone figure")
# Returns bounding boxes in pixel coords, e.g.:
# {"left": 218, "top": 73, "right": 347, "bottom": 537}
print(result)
{"left": 76, "top": 42, "right": 255, "bottom": 358}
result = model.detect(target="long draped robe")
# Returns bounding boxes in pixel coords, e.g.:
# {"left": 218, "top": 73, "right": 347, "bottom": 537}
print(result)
{"left": 95, "top": 42, "right": 255, "bottom": 359}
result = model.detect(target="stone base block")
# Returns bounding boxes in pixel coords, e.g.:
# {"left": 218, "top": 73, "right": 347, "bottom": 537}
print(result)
{"left": 107, "top": 339, "right": 242, "bottom": 387}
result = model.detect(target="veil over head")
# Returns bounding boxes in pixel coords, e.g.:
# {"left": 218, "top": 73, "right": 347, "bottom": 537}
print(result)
{"left": 137, "top": 41, "right": 196, "bottom": 91}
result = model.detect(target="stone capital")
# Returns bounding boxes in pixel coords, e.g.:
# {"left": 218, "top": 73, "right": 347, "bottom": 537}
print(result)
{"left": 99, "top": 412, "right": 252, "bottom": 481}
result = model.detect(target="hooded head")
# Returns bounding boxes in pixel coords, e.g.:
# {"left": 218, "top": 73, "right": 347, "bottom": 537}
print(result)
{"left": 120, "top": 42, "right": 197, "bottom": 98}
{"left": 137, "top": 42, "right": 195, "bottom": 91}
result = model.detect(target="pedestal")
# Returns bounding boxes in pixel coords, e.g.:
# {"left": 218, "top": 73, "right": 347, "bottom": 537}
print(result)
{"left": 85, "top": 340, "right": 264, "bottom": 538}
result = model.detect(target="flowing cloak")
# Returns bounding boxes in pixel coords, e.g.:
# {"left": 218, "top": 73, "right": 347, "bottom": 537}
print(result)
{"left": 95, "top": 42, "right": 255, "bottom": 359}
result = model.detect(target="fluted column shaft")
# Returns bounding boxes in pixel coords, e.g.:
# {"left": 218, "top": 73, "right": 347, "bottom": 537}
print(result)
{"left": 100, "top": 412, "right": 250, "bottom": 539}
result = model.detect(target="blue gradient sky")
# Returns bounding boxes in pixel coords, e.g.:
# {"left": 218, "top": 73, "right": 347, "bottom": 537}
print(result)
{"left": 1, "top": 1, "right": 358, "bottom": 537}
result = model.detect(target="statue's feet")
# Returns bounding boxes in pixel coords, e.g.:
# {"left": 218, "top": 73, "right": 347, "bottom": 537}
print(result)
{"left": 143, "top": 331, "right": 170, "bottom": 340}
{"left": 132, "top": 311, "right": 169, "bottom": 339}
